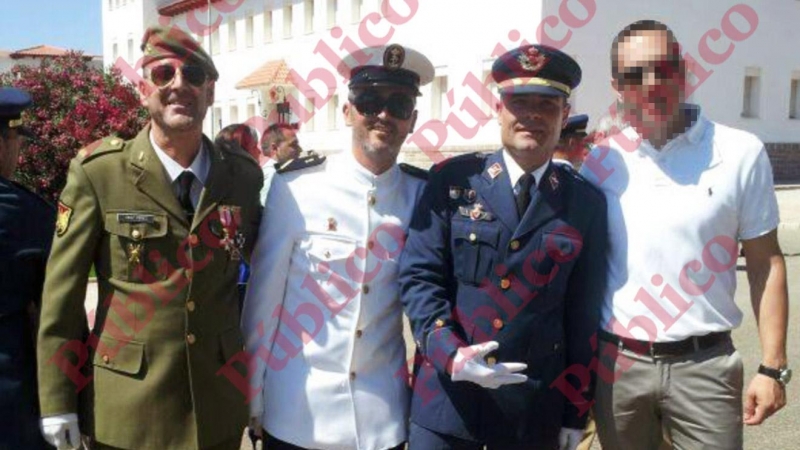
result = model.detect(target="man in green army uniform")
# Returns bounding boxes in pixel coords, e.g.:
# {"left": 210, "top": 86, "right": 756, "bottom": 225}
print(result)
{"left": 37, "top": 26, "right": 263, "bottom": 450}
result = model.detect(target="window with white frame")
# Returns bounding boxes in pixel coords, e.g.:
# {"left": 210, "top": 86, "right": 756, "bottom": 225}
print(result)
{"left": 264, "top": 10, "right": 273, "bottom": 43}
{"left": 351, "top": 0, "right": 363, "bottom": 23}
{"left": 127, "top": 38, "right": 134, "bottom": 62}
{"left": 211, "top": 27, "right": 220, "bottom": 55}
{"left": 283, "top": 5, "right": 293, "bottom": 39}
{"left": 112, "top": 43, "right": 119, "bottom": 61}
{"left": 305, "top": 97, "right": 315, "bottom": 131}
{"left": 108, "top": 0, "right": 113, "bottom": 10}
{"left": 741, "top": 67, "right": 761, "bottom": 118}
{"left": 228, "top": 17, "right": 237, "bottom": 52}
{"left": 328, "top": 94, "right": 339, "bottom": 130}
{"left": 790, "top": 73, "right": 800, "bottom": 119}
{"left": 246, "top": 13, "right": 254, "bottom": 47}
{"left": 230, "top": 105, "right": 239, "bottom": 125}
{"left": 247, "top": 103, "right": 257, "bottom": 121}
{"left": 212, "top": 107, "right": 223, "bottom": 136}
{"left": 327, "top": 0, "right": 337, "bottom": 28}
{"left": 304, "top": 0, "right": 315, "bottom": 34}
{"left": 431, "top": 75, "right": 448, "bottom": 121}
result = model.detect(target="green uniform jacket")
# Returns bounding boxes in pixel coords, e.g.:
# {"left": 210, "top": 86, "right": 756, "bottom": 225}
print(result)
{"left": 37, "top": 126, "right": 263, "bottom": 449}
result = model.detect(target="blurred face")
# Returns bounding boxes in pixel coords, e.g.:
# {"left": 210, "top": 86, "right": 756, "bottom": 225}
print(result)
{"left": 271, "top": 128, "right": 302, "bottom": 164}
{"left": 498, "top": 93, "right": 570, "bottom": 171}
{"left": 0, "top": 129, "right": 21, "bottom": 179}
{"left": 613, "top": 30, "right": 685, "bottom": 138}
{"left": 140, "top": 57, "right": 214, "bottom": 134}
{"left": 344, "top": 86, "right": 418, "bottom": 171}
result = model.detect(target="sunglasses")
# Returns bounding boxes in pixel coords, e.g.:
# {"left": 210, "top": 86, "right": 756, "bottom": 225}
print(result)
{"left": 148, "top": 64, "right": 208, "bottom": 88}
{"left": 616, "top": 58, "right": 681, "bottom": 86}
{"left": 352, "top": 91, "right": 416, "bottom": 120}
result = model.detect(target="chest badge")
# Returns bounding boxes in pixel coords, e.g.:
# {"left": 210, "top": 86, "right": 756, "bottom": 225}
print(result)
{"left": 327, "top": 217, "right": 338, "bottom": 232}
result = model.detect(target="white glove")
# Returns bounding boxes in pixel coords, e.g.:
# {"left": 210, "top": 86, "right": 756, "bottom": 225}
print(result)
{"left": 41, "top": 413, "right": 81, "bottom": 450}
{"left": 558, "top": 427, "right": 583, "bottom": 450}
{"left": 450, "top": 341, "right": 528, "bottom": 389}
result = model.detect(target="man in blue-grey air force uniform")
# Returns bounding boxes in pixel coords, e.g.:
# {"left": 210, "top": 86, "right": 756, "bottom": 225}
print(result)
{"left": 0, "top": 87, "right": 55, "bottom": 450}
{"left": 399, "top": 45, "right": 608, "bottom": 450}
{"left": 242, "top": 44, "right": 433, "bottom": 450}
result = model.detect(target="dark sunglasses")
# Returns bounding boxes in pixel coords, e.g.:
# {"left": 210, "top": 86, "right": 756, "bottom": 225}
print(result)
{"left": 148, "top": 64, "right": 208, "bottom": 88}
{"left": 617, "top": 58, "right": 681, "bottom": 86}
{"left": 352, "top": 91, "right": 416, "bottom": 120}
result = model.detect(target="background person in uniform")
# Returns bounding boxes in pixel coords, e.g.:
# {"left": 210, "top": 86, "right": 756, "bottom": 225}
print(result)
{"left": 552, "top": 114, "right": 589, "bottom": 169}
{"left": 399, "top": 45, "right": 608, "bottom": 450}
{"left": 258, "top": 122, "right": 303, "bottom": 205}
{"left": 580, "top": 20, "right": 790, "bottom": 449}
{"left": 242, "top": 44, "right": 433, "bottom": 450}
{"left": 0, "top": 87, "right": 55, "bottom": 450}
{"left": 36, "top": 26, "right": 262, "bottom": 450}
{"left": 215, "top": 123, "right": 261, "bottom": 162}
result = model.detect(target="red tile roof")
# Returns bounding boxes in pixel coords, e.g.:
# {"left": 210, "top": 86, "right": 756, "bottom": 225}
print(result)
{"left": 158, "top": 0, "right": 226, "bottom": 17}
{"left": 10, "top": 45, "right": 73, "bottom": 59}
{"left": 236, "top": 59, "right": 293, "bottom": 90}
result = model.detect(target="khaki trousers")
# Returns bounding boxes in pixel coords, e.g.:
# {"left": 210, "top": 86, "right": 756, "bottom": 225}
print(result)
{"left": 594, "top": 336, "right": 743, "bottom": 450}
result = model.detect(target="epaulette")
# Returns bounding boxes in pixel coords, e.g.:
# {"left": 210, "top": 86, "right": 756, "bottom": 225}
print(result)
{"left": 399, "top": 163, "right": 429, "bottom": 180}
{"left": 276, "top": 153, "right": 327, "bottom": 174}
{"left": 76, "top": 136, "right": 125, "bottom": 163}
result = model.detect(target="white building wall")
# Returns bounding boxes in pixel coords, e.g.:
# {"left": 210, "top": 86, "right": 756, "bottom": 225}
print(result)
{"left": 103, "top": 0, "right": 799, "bottom": 157}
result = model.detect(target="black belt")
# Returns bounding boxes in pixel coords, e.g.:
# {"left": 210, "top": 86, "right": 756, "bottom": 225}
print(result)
{"left": 598, "top": 329, "right": 730, "bottom": 359}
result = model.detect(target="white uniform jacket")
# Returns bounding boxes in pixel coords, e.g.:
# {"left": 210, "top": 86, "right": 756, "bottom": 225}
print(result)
{"left": 242, "top": 152, "right": 426, "bottom": 450}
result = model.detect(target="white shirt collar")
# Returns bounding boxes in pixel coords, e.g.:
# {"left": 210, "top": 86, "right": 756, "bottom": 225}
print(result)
{"left": 502, "top": 149, "right": 549, "bottom": 193}
{"left": 149, "top": 130, "right": 210, "bottom": 186}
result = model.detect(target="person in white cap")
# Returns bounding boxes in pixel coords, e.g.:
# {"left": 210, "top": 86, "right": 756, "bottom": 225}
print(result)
{"left": 242, "top": 43, "right": 434, "bottom": 450}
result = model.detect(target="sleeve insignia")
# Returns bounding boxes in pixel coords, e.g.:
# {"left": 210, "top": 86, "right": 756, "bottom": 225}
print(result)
{"left": 56, "top": 201, "right": 74, "bottom": 237}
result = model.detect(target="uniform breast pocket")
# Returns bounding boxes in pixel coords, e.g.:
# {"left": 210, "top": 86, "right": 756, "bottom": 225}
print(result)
{"left": 103, "top": 211, "right": 169, "bottom": 282}
{"left": 302, "top": 234, "right": 359, "bottom": 285}
{"left": 451, "top": 220, "right": 501, "bottom": 285}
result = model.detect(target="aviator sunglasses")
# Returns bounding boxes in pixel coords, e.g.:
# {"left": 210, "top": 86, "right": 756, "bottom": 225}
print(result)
{"left": 148, "top": 64, "right": 208, "bottom": 88}
{"left": 352, "top": 91, "right": 416, "bottom": 120}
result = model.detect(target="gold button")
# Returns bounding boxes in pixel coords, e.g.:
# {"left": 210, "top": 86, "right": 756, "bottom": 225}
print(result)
{"left": 185, "top": 269, "right": 193, "bottom": 280}
{"left": 186, "top": 301, "right": 196, "bottom": 312}
{"left": 131, "top": 229, "right": 142, "bottom": 241}
{"left": 435, "top": 319, "right": 445, "bottom": 328}
{"left": 500, "top": 278, "right": 511, "bottom": 290}
{"left": 509, "top": 240, "right": 520, "bottom": 251}
{"left": 187, "top": 333, "right": 196, "bottom": 344}
{"left": 356, "top": 330, "right": 363, "bottom": 338}
{"left": 362, "top": 285, "right": 370, "bottom": 295}
{"left": 349, "top": 371, "right": 357, "bottom": 381}
{"left": 486, "top": 356, "right": 497, "bottom": 366}
{"left": 368, "top": 194, "right": 377, "bottom": 206}
{"left": 367, "top": 241, "right": 375, "bottom": 250}
{"left": 492, "top": 318, "right": 504, "bottom": 330}
{"left": 102, "top": 354, "right": 110, "bottom": 364}
{"left": 188, "top": 234, "right": 199, "bottom": 246}
{"left": 469, "top": 232, "right": 477, "bottom": 243}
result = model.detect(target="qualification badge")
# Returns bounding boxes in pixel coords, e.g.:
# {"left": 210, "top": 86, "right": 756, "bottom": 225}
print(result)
{"left": 127, "top": 243, "right": 143, "bottom": 266}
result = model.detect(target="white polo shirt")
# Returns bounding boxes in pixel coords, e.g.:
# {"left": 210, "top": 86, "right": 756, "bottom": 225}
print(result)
{"left": 580, "top": 105, "right": 779, "bottom": 342}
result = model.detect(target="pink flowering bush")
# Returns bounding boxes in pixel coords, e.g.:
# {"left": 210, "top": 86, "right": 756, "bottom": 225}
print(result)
{"left": 1, "top": 52, "right": 148, "bottom": 202}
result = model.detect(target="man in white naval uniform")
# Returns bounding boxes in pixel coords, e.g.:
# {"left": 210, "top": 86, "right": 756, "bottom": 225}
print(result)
{"left": 242, "top": 44, "right": 434, "bottom": 450}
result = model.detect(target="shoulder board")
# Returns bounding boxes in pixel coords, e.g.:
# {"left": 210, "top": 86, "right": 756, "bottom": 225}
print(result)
{"left": 76, "top": 136, "right": 126, "bottom": 163}
{"left": 276, "top": 153, "right": 327, "bottom": 174}
{"left": 399, "top": 163, "right": 428, "bottom": 180}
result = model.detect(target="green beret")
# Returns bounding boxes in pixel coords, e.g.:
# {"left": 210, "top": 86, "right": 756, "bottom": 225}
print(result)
{"left": 140, "top": 26, "right": 219, "bottom": 81}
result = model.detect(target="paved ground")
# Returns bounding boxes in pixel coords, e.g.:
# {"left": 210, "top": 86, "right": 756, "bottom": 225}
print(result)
{"left": 83, "top": 189, "right": 800, "bottom": 449}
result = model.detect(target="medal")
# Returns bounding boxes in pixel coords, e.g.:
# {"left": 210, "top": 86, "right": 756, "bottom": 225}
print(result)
{"left": 218, "top": 205, "right": 243, "bottom": 260}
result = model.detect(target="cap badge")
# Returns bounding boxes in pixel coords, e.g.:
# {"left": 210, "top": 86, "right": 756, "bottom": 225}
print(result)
{"left": 383, "top": 44, "right": 405, "bottom": 70}
{"left": 518, "top": 47, "right": 547, "bottom": 73}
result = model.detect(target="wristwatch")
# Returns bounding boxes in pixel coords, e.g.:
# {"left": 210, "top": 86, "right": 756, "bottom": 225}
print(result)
{"left": 758, "top": 364, "right": 792, "bottom": 387}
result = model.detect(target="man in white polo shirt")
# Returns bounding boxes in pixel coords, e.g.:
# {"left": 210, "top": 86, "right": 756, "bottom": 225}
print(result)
{"left": 580, "top": 20, "right": 790, "bottom": 449}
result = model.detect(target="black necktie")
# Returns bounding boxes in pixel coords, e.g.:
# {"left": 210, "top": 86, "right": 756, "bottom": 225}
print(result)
{"left": 516, "top": 173, "right": 534, "bottom": 219}
{"left": 177, "top": 171, "right": 196, "bottom": 219}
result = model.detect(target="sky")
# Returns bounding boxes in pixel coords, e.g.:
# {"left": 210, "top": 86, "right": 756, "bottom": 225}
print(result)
{"left": 0, "top": 0, "right": 103, "bottom": 54}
